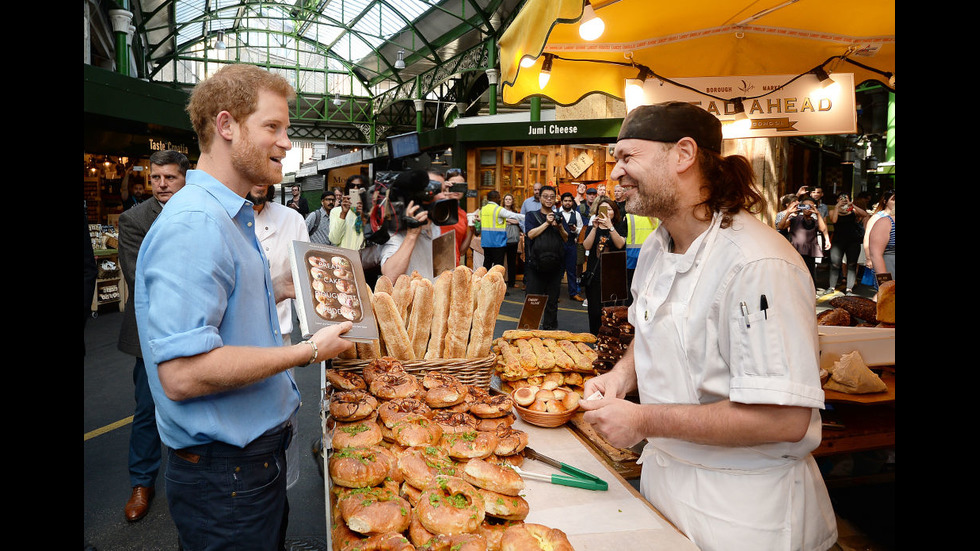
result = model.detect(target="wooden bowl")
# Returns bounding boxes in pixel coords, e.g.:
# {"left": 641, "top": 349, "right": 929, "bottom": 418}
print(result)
{"left": 511, "top": 391, "right": 578, "bottom": 428}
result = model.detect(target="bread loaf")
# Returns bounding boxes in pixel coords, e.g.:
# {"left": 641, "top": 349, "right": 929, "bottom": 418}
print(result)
{"left": 443, "top": 265, "right": 474, "bottom": 358}
{"left": 372, "top": 292, "right": 415, "bottom": 360}
{"left": 466, "top": 271, "right": 506, "bottom": 358}
{"left": 876, "top": 280, "right": 895, "bottom": 324}
{"left": 407, "top": 278, "right": 434, "bottom": 359}
{"left": 392, "top": 274, "right": 413, "bottom": 322}
{"left": 817, "top": 307, "right": 851, "bottom": 326}
{"left": 424, "top": 270, "right": 453, "bottom": 359}
{"left": 828, "top": 295, "right": 877, "bottom": 323}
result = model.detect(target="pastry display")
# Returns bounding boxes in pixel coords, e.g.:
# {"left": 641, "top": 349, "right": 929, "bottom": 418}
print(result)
{"left": 492, "top": 330, "right": 599, "bottom": 398}
{"left": 325, "top": 357, "right": 575, "bottom": 550}
{"left": 593, "top": 306, "right": 633, "bottom": 372}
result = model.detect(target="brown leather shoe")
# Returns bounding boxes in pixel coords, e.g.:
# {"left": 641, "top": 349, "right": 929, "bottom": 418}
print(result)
{"left": 125, "top": 485, "right": 155, "bottom": 522}
{"left": 570, "top": 294, "right": 585, "bottom": 302}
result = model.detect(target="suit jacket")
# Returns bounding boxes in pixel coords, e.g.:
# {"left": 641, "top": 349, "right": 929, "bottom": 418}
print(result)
{"left": 117, "top": 198, "right": 163, "bottom": 357}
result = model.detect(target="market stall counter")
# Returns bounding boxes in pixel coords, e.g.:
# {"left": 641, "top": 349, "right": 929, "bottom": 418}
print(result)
{"left": 319, "top": 365, "right": 700, "bottom": 550}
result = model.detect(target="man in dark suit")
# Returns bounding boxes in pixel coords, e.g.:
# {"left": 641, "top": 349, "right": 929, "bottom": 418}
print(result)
{"left": 117, "top": 149, "right": 189, "bottom": 522}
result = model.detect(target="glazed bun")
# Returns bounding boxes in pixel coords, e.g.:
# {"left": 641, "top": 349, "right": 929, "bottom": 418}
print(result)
{"left": 416, "top": 475, "right": 485, "bottom": 536}
{"left": 329, "top": 446, "right": 390, "bottom": 488}
{"left": 330, "top": 390, "right": 379, "bottom": 422}
{"left": 501, "top": 523, "right": 575, "bottom": 551}
{"left": 337, "top": 485, "right": 412, "bottom": 535}
{"left": 460, "top": 456, "right": 525, "bottom": 496}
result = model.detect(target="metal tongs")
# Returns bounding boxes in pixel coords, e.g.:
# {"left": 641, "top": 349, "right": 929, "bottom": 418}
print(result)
{"left": 513, "top": 447, "right": 608, "bottom": 491}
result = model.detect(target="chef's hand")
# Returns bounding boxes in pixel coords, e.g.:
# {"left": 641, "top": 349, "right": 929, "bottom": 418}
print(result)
{"left": 308, "top": 321, "right": 354, "bottom": 362}
{"left": 578, "top": 398, "right": 646, "bottom": 449}
{"left": 582, "top": 369, "right": 629, "bottom": 401}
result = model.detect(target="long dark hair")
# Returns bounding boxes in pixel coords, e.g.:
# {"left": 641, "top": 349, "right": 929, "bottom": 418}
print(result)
{"left": 594, "top": 196, "right": 622, "bottom": 226}
{"left": 695, "top": 150, "right": 766, "bottom": 228}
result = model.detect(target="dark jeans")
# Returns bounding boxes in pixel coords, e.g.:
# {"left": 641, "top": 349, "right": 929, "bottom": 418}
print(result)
{"left": 483, "top": 246, "right": 507, "bottom": 273}
{"left": 564, "top": 242, "right": 580, "bottom": 297}
{"left": 524, "top": 264, "right": 563, "bottom": 330}
{"left": 505, "top": 242, "right": 519, "bottom": 287}
{"left": 129, "top": 357, "right": 162, "bottom": 488}
{"left": 166, "top": 424, "right": 292, "bottom": 551}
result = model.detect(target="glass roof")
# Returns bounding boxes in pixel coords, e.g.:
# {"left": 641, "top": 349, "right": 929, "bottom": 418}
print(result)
{"left": 134, "top": 0, "right": 519, "bottom": 99}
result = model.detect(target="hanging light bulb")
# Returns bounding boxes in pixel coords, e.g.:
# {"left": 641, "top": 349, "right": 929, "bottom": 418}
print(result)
{"left": 215, "top": 30, "right": 226, "bottom": 50}
{"left": 721, "top": 99, "right": 751, "bottom": 138}
{"left": 333, "top": 95, "right": 343, "bottom": 107}
{"left": 811, "top": 67, "right": 841, "bottom": 100}
{"left": 579, "top": 1, "right": 605, "bottom": 41}
{"left": 624, "top": 67, "right": 657, "bottom": 112}
{"left": 394, "top": 50, "right": 406, "bottom": 70}
{"left": 538, "top": 54, "right": 553, "bottom": 89}
{"left": 520, "top": 55, "right": 537, "bottom": 69}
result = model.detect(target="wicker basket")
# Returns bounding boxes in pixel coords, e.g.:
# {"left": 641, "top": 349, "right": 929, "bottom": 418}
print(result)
{"left": 512, "top": 400, "right": 579, "bottom": 428}
{"left": 331, "top": 355, "right": 497, "bottom": 389}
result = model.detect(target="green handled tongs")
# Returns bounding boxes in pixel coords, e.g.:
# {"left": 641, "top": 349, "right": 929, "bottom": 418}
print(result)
{"left": 514, "top": 447, "right": 608, "bottom": 491}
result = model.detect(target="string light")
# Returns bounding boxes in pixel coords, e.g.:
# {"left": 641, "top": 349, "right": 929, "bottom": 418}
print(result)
{"left": 520, "top": 55, "right": 537, "bottom": 69}
{"left": 579, "top": 1, "right": 605, "bottom": 41}
{"left": 538, "top": 53, "right": 553, "bottom": 89}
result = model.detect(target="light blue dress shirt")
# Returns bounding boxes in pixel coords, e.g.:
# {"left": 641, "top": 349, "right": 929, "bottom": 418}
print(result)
{"left": 134, "top": 170, "right": 300, "bottom": 450}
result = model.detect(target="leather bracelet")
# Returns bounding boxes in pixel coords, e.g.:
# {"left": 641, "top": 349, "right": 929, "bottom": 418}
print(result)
{"left": 302, "top": 340, "right": 319, "bottom": 366}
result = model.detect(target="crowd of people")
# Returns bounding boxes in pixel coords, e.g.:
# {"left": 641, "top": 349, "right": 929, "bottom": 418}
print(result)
{"left": 96, "top": 60, "right": 894, "bottom": 550}
{"left": 774, "top": 184, "right": 896, "bottom": 296}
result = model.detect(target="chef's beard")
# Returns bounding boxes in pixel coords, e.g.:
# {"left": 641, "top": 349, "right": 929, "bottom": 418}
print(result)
{"left": 623, "top": 173, "right": 679, "bottom": 220}
{"left": 231, "top": 126, "right": 284, "bottom": 187}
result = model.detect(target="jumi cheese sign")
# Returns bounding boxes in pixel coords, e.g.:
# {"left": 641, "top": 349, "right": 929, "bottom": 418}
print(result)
{"left": 633, "top": 73, "right": 857, "bottom": 138}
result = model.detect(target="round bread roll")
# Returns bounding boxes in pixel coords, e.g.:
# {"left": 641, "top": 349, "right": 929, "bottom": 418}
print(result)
{"left": 326, "top": 368, "right": 367, "bottom": 391}
{"left": 332, "top": 416, "right": 383, "bottom": 449}
{"left": 422, "top": 372, "right": 469, "bottom": 408}
{"left": 469, "top": 394, "right": 515, "bottom": 418}
{"left": 390, "top": 413, "right": 444, "bottom": 447}
{"left": 493, "top": 428, "right": 528, "bottom": 457}
{"left": 443, "top": 430, "right": 500, "bottom": 460}
{"left": 474, "top": 412, "right": 516, "bottom": 432}
{"left": 512, "top": 387, "right": 537, "bottom": 408}
{"left": 329, "top": 446, "right": 390, "bottom": 488}
{"left": 477, "top": 487, "right": 529, "bottom": 521}
{"left": 363, "top": 356, "right": 408, "bottom": 385}
{"left": 432, "top": 411, "right": 479, "bottom": 435}
{"left": 378, "top": 397, "right": 433, "bottom": 428}
{"left": 370, "top": 372, "right": 424, "bottom": 401}
{"left": 479, "top": 520, "right": 524, "bottom": 551}
{"left": 337, "top": 485, "right": 412, "bottom": 535}
{"left": 501, "top": 523, "right": 574, "bottom": 551}
{"left": 460, "top": 456, "right": 524, "bottom": 496}
{"left": 330, "top": 390, "right": 379, "bottom": 422}
{"left": 397, "top": 445, "right": 458, "bottom": 490}
{"left": 416, "top": 475, "right": 486, "bottom": 536}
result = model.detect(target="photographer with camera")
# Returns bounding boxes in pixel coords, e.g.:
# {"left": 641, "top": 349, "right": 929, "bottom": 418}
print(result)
{"left": 375, "top": 170, "right": 459, "bottom": 280}
{"left": 328, "top": 174, "right": 369, "bottom": 251}
{"left": 777, "top": 193, "right": 830, "bottom": 293}
{"left": 524, "top": 185, "right": 569, "bottom": 330}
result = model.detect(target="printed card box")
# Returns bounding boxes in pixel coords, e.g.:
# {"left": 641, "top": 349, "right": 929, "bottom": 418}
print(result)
{"left": 289, "top": 241, "right": 379, "bottom": 342}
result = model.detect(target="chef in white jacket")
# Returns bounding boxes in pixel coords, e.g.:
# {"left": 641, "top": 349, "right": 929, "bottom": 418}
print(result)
{"left": 579, "top": 102, "right": 838, "bottom": 551}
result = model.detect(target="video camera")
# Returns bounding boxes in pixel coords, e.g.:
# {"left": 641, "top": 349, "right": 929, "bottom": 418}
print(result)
{"left": 368, "top": 170, "right": 458, "bottom": 244}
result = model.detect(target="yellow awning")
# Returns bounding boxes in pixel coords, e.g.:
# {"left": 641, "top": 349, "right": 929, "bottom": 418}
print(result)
{"left": 499, "top": 0, "right": 895, "bottom": 106}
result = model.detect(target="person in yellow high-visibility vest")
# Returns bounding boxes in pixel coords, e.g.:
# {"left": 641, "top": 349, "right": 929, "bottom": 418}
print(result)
{"left": 480, "top": 190, "right": 525, "bottom": 272}
{"left": 625, "top": 212, "right": 659, "bottom": 300}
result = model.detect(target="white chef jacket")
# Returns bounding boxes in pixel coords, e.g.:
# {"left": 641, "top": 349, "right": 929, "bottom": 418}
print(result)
{"left": 629, "top": 211, "right": 837, "bottom": 551}
{"left": 254, "top": 201, "right": 311, "bottom": 344}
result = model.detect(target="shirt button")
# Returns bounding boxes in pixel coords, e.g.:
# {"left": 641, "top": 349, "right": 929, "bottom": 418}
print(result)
{"left": 247, "top": 222, "right": 253, "bottom": 227}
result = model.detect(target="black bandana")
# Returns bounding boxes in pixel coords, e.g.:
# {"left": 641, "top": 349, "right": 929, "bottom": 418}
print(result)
{"left": 617, "top": 101, "right": 723, "bottom": 153}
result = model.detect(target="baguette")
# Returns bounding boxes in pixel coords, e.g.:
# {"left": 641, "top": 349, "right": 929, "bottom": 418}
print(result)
{"left": 466, "top": 271, "right": 506, "bottom": 358}
{"left": 424, "top": 270, "right": 453, "bottom": 359}
{"left": 375, "top": 275, "right": 394, "bottom": 296}
{"left": 527, "top": 338, "right": 556, "bottom": 371}
{"left": 392, "top": 274, "right": 413, "bottom": 323}
{"left": 443, "top": 265, "right": 474, "bottom": 358}
{"left": 541, "top": 338, "right": 574, "bottom": 371}
{"left": 371, "top": 291, "right": 415, "bottom": 360}
{"left": 407, "top": 278, "right": 435, "bottom": 359}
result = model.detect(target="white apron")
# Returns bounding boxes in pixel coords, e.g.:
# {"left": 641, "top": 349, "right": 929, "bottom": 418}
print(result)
{"left": 632, "top": 214, "right": 837, "bottom": 551}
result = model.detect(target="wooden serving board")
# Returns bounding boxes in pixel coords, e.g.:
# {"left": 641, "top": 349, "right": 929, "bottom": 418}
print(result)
{"left": 567, "top": 412, "right": 641, "bottom": 479}
{"left": 822, "top": 371, "right": 895, "bottom": 404}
